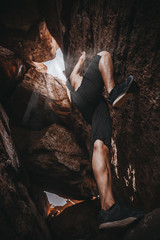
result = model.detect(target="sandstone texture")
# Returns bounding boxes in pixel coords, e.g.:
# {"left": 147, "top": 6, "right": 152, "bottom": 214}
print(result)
{"left": 0, "top": 104, "right": 51, "bottom": 240}
{"left": 0, "top": 0, "right": 160, "bottom": 239}
{"left": 6, "top": 67, "right": 72, "bottom": 129}
{"left": 48, "top": 199, "right": 160, "bottom": 240}
{"left": 0, "top": 1, "right": 62, "bottom": 56}
{"left": 62, "top": 0, "right": 160, "bottom": 210}
{"left": 11, "top": 123, "right": 97, "bottom": 199}
{"left": 0, "top": 17, "right": 56, "bottom": 62}
{"left": 5, "top": 64, "right": 95, "bottom": 199}
{"left": 0, "top": 46, "right": 27, "bottom": 102}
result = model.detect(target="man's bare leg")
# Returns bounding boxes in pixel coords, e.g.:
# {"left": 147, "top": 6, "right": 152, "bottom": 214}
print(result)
{"left": 90, "top": 52, "right": 115, "bottom": 210}
{"left": 68, "top": 51, "right": 143, "bottom": 228}
{"left": 98, "top": 50, "right": 135, "bottom": 108}
{"left": 70, "top": 50, "right": 115, "bottom": 93}
{"left": 93, "top": 51, "right": 144, "bottom": 229}
{"left": 92, "top": 140, "right": 115, "bottom": 210}
{"left": 98, "top": 51, "right": 115, "bottom": 94}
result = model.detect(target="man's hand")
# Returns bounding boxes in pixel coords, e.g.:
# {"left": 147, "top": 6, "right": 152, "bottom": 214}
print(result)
{"left": 79, "top": 51, "right": 86, "bottom": 63}
{"left": 69, "top": 51, "right": 86, "bottom": 88}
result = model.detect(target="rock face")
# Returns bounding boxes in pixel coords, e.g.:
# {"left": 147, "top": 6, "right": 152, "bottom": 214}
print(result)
{"left": 48, "top": 199, "right": 101, "bottom": 240}
{"left": 5, "top": 64, "right": 96, "bottom": 199}
{"left": 0, "top": 19, "right": 56, "bottom": 62}
{"left": 11, "top": 123, "right": 97, "bottom": 199}
{"left": 48, "top": 199, "right": 160, "bottom": 240}
{"left": 0, "top": 0, "right": 160, "bottom": 239}
{"left": 6, "top": 67, "right": 72, "bottom": 129}
{"left": 123, "top": 208, "right": 160, "bottom": 240}
{"left": 0, "top": 46, "right": 27, "bottom": 102}
{"left": 62, "top": 0, "right": 160, "bottom": 210}
{"left": 0, "top": 1, "right": 62, "bottom": 55}
{"left": 0, "top": 104, "right": 51, "bottom": 240}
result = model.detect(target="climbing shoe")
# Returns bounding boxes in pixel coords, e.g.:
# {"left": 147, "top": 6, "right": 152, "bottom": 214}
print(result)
{"left": 108, "top": 75, "right": 135, "bottom": 108}
{"left": 98, "top": 202, "right": 145, "bottom": 229}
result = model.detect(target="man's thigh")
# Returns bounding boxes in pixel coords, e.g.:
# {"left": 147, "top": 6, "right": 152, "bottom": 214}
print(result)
{"left": 91, "top": 99, "right": 112, "bottom": 150}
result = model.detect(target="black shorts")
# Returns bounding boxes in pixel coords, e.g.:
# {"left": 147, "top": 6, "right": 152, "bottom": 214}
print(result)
{"left": 67, "top": 55, "right": 112, "bottom": 149}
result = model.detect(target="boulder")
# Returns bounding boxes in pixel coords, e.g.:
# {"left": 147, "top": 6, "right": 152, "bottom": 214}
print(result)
{"left": 0, "top": 45, "right": 49, "bottom": 103}
{"left": 0, "top": 46, "right": 27, "bottom": 102}
{"left": 11, "top": 123, "right": 97, "bottom": 199}
{"left": 48, "top": 198, "right": 160, "bottom": 240}
{"left": 0, "top": 0, "right": 63, "bottom": 50}
{"left": 48, "top": 199, "right": 101, "bottom": 240}
{"left": 0, "top": 104, "right": 51, "bottom": 240}
{"left": 123, "top": 209, "right": 160, "bottom": 240}
{"left": 0, "top": 18, "right": 56, "bottom": 62}
{"left": 20, "top": 21, "right": 57, "bottom": 62}
{"left": 5, "top": 67, "right": 72, "bottom": 130}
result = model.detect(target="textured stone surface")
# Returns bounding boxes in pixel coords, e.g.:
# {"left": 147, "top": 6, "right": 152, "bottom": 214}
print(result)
{"left": 0, "top": 17, "right": 56, "bottom": 62}
{"left": 48, "top": 198, "right": 160, "bottom": 240}
{"left": 123, "top": 208, "right": 160, "bottom": 240}
{"left": 30, "top": 185, "right": 51, "bottom": 218}
{"left": 1, "top": 0, "right": 160, "bottom": 209}
{"left": 0, "top": 45, "right": 49, "bottom": 104}
{"left": 21, "top": 20, "right": 56, "bottom": 62}
{"left": 0, "top": 0, "right": 160, "bottom": 238}
{"left": 48, "top": 199, "right": 101, "bottom": 240}
{"left": 2, "top": 49, "right": 94, "bottom": 200}
{"left": 6, "top": 67, "right": 71, "bottom": 129}
{"left": 11, "top": 123, "right": 97, "bottom": 199}
{"left": 0, "top": 46, "right": 27, "bottom": 102}
{"left": 62, "top": 0, "right": 160, "bottom": 210}
{"left": 0, "top": 104, "right": 51, "bottom": 240}
{"left": 0, "top": 0, "right": 62, "bottom": 57}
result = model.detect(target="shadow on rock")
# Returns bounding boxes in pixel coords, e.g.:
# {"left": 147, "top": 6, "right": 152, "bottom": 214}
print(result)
{"left": 47, "top": 199, "right": 160, "bottom": 240}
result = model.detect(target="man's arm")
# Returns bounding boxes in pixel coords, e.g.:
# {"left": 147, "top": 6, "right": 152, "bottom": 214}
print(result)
{"left": 69, "top": 51, "right": 86, "bottom": 91}
{"left": 70, "top": 51, "right": 86, "bottom": 77}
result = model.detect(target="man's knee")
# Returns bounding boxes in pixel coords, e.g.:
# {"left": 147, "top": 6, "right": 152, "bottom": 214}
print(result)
{"left": 97, "top": 51, "right": 111, "bottom": 59}
{"left": 93, "top": 140, "right": 110, "bottom": 174}
{"left": 70, "top": 72, "right": 75, "bottom": 82}
{"left": 93, "top": 139, "right": 110, "bottom": 155}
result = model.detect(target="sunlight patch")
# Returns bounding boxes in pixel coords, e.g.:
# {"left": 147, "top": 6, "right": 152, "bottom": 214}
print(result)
{"left": 45, "top": 191, "right": 67, "bottom": 207}
{"left": 43, "top": 47, "right": 66, "bottom": 83}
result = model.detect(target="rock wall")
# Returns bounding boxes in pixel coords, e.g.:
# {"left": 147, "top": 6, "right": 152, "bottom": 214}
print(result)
{"left": 0, "top": 104, "right": 51, "bottom": 240}
{"left": 62, "top": 0, "right": 160, "bottom": 210}
{"left": 0, "top": 1, "right": 97, "bottom": 206}
{"left": 0, "top": 0, "right": 160, "bottom": 239}
{"left": 4, "top": 60, "right": 97, "bottom": 199}
{"left": 48, "top": 199, "right": 160, "bottom": 240}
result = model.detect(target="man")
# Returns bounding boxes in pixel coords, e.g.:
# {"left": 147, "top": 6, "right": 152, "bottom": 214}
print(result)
{"left": 66, "top": 51, "right": 144, "bottom": 229}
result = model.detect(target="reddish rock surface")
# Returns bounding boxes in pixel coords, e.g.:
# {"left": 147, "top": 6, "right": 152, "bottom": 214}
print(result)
{"left": 0, "top": 46, "right": 27, "bottom": 102}
{"left": 0, "top": 18, "right": 56, "bottom": 62}
{"left": 5, "top": 67, "right": 72, "bottom": 129}
{"left": 4, "top": 63, "right": 95, "bottom": 200}
{"left": 0, "top": 0, "right": 160, "bottom": 239}
{"left": 62, "top": 0, "right": 160, "bottom": 210}
{"left": 48, "top": 199, "right": 101, "bottom": 240}
{"left": 0, "top": 1, "right": 62, "bottom": 58}
{"left": 48, "top": 198, "right": 160, "bottom": 240}
{"left": 11, "top": 123, "right": 97, "bottom": 199}
{"left": 0, "top": 104, "right": 51, "bottom": 240}
{"left": 3, "top": 56, "right": 94, "bottom": 199}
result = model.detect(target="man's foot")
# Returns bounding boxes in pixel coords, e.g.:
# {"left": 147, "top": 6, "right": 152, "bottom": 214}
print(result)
{"left": 98, "top": 203, "right": 145, "bottom": 230}
{"left": 108, "top": 75, "right": 136, "bottom": 108}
